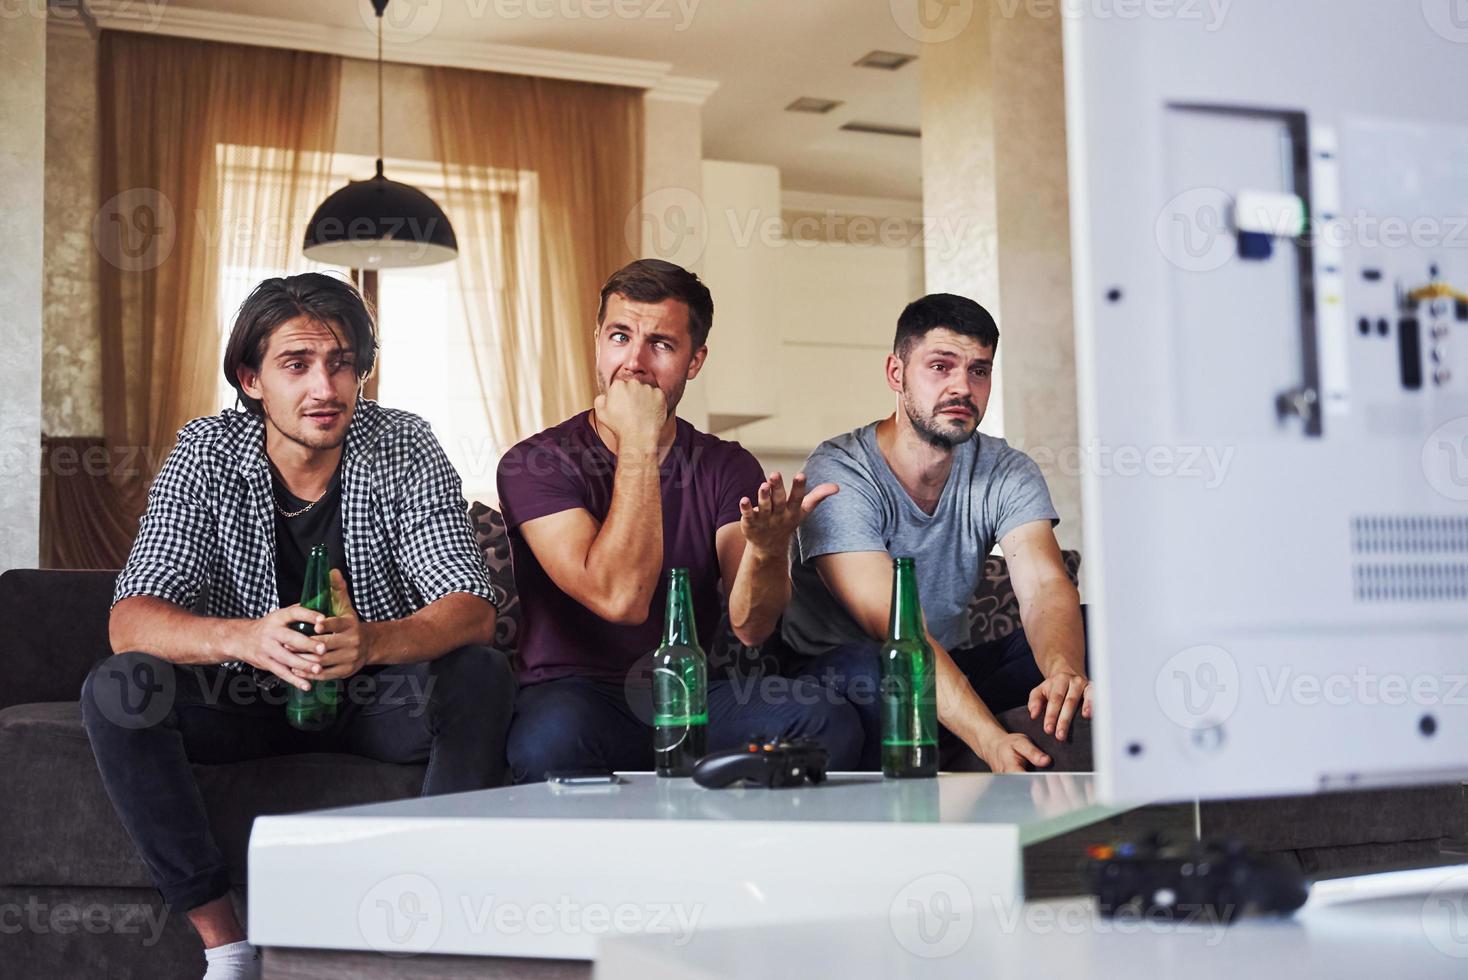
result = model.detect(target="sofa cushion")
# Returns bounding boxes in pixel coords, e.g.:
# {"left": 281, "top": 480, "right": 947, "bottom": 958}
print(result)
{"left": 0, "top": 702, "right": 425, "bottom": 890}
{"left": 468, "top": 502, "right": 521, "bottom": 659}
{"left": 967, "top": 551, "right": 1082, "bottom": 647}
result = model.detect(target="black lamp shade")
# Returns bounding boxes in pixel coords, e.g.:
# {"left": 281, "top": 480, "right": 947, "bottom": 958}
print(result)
{"left": 303, "top": 171, "right": 458, "bottom": 269}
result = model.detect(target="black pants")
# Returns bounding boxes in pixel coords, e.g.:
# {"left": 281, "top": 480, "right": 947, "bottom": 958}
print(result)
{"left": 770, "top": 611, "right": 1089, "bottom": 770}
{"left": 80, "top": 645, "right": 515, "bottom": 912}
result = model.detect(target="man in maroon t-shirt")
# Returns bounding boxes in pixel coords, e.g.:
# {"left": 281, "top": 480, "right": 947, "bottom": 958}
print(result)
{"left": 496, "top": 259, "right": 863, "bottom": 782}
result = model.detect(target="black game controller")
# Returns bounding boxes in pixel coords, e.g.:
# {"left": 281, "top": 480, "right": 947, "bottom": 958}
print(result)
{"left": 1084, "top": 835, "right": 1309, "bottom": 922}
{"left": 692, "top": 737, "right": 830, "bottom": 789}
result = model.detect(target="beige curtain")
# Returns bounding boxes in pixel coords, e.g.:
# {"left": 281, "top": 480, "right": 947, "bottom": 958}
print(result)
{"left": 62, "top": 33, "right": 340, "bottom": 567}
{"left": 96, "top": 33, "right": 340, "bottom": 485}
{"left": 429, "top": 68, "right": 643, "bottom": 451}
{"left": 40, "top": 437, "right": 139, "bottom": 570}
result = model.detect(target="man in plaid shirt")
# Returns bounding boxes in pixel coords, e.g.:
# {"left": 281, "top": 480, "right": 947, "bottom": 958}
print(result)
{"left": 80, "top": 273, "right": 513, "bottom": 980}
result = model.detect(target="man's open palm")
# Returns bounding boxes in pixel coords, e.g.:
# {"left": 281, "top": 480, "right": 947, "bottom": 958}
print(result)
{"left": 739, "top": 472, "right": 838, "bottom": 557}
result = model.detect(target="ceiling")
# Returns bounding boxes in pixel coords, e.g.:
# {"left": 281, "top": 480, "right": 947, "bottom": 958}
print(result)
{"left": 147, "top": 0, "right": 924, "bottom": 201}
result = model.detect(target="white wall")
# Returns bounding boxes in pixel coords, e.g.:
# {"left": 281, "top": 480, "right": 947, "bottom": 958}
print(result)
{"left": 698, "top": 160, "right": 781, "bottom": 431}
{"left": 695, "top": 164, "right": 924, "bottom": 471}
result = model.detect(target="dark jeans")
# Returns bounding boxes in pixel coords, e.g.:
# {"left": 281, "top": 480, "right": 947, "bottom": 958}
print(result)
{"left": 80, "top": 645, "right": 515, "bottom": 912}
{"left": 507, "top": 672, "right": 864, "bottom": 783}
{"left": 773, "top": 615, "right": 1090, "bottom": 771}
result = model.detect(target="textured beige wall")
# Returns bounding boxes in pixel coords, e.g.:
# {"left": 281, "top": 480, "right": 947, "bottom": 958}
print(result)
{"left": 2, "top": 11, "right": 47, "bottom": 570}
{"left": 918, "top": 3, "right": 1083, "bottom": 553}
{"left": 989, "top": 8, "right": 1082, "bottom": 554}
{"left": 42, "top": 27, "right": 102, "bottom": 438}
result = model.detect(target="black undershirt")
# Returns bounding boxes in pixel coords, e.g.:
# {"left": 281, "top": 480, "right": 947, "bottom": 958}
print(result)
{"left": 271, "top": 461, "right": 350, "bottom": 611}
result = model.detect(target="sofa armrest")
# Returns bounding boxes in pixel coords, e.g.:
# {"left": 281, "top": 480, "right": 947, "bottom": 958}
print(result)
{"left": 0, "top": 569, "right": 118, "bottom": 711}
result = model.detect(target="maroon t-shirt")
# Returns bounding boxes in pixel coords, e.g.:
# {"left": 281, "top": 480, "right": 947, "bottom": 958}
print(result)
{"left": 496, "top": 411, "right": 765, "bottom": 685}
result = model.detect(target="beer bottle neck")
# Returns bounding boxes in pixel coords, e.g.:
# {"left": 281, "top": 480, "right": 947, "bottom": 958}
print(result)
{"left": 303, "top": 544, "right": 332, "bottom": 615}
{"left": 887, "top": 559, "right": 924, "bottom": 643}
{"left": 662, "top": 569, "right": 698, "bottom": 646}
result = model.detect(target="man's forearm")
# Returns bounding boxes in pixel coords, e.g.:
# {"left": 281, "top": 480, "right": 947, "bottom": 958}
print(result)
{"left": 109, "top": 596, "right": 243, "bottom": 664}
{"left": 727, "top": 546, "right": 788, "bottom": 646}
{"left": 366, "top": 593, "right": 497, "bottom": 666}
{"left": 583, "top": 448, "right": 664, "bottom": 621}
{"left": 1018, "top": 580, "right": 1086, "bottom": 679}
{"left": 932, "top": 636, "right": 1008, "bottom": 752}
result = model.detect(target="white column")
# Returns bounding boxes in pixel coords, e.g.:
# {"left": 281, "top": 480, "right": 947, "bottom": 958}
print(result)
{"left": 918, "top": 2, "right": 1083, "bottom": 552}
{"left": 920, "top": 6, "right": 1005, "bottom": 438}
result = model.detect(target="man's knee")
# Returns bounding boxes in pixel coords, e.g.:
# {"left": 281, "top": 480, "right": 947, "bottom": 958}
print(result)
{"left": 716, "top": 676, "right": 866, "bottom": 771}
{"left": 427, "top": 646, "right": 516, "bottom": 714}
{"left": 81, "top": 651, "right": 180, "bottom": 734}
{"left": 506, "top": 690, "right": 602, "bottom": 783}
{"left": 507, "top": 732, "right": 597, "bottom": 784}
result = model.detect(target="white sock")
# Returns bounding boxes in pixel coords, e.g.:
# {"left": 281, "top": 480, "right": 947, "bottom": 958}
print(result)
{"left": 202, "top": 939, "right": 261, "bottom": 980}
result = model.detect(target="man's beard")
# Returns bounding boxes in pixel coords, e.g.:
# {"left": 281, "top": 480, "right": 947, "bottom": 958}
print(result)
{"left": 262, "top": 400, "right": 351, "bottom": 452}
{"left": 903, "top": 389, "right": 979, "bottom": 450}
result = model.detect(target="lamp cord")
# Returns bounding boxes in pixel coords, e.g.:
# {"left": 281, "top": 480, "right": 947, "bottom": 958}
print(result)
{"left": 376, "top": 3, "right": 384, "bottom": 176}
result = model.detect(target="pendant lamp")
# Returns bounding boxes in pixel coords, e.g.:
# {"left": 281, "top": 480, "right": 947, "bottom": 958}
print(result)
{"left": 302, "top": 0, "right": 458, "bottom": 268}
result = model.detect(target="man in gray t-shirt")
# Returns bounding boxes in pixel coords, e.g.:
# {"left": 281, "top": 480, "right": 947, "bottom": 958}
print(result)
{"left": 784, "top": 424, "right": 1058, "bottom": 656}
{"left": 778, "top": 293, "right": 1091, "bottom": 773}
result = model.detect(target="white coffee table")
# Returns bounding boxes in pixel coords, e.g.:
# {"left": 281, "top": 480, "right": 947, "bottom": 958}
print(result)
{"left": 248, "top": 772, "right": 1127, "bottom": 960}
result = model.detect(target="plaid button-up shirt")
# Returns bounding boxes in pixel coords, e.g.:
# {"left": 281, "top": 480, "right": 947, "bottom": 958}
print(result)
{"left": 113, "top": 398, "right": 497, "bottom": 683}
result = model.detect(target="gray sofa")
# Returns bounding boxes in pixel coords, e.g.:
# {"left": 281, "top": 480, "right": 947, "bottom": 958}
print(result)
{"left": 1, "top": 511, "right": 1463, "bottom": 977}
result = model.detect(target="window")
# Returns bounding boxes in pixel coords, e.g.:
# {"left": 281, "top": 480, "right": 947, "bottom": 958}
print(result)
{"left": 215, "top": 148, "right": 536, "bottom": 508}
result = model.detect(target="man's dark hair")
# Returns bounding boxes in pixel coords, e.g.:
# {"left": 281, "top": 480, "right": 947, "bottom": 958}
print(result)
{"left": 223, "top": 272, "right": 379, "bottom": 415}
{"left": 894, "top": 293, "right": 999, "bottom": 361}
{"left": 597, "top": 258, "right": 715, "bottom": 349}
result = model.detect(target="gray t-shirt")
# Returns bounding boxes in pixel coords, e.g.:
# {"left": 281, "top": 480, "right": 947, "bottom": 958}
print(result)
{"left": 782, "top": 423, "right": 1060, "bottom": 656}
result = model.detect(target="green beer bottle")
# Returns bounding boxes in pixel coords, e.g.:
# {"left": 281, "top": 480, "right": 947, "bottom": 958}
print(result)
{"left": 652, "top": 568, "right": 708, "bottom": 776}
{"left": 880, "top": 557, "right": 938, "bottom": 778}
{"left": 286, "top": 544, "right": 340, "bottom": 732}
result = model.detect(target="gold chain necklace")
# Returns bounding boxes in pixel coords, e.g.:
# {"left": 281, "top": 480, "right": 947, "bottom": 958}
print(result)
{"left": 275, "top": 489, "right": 324, "bottom": 519}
